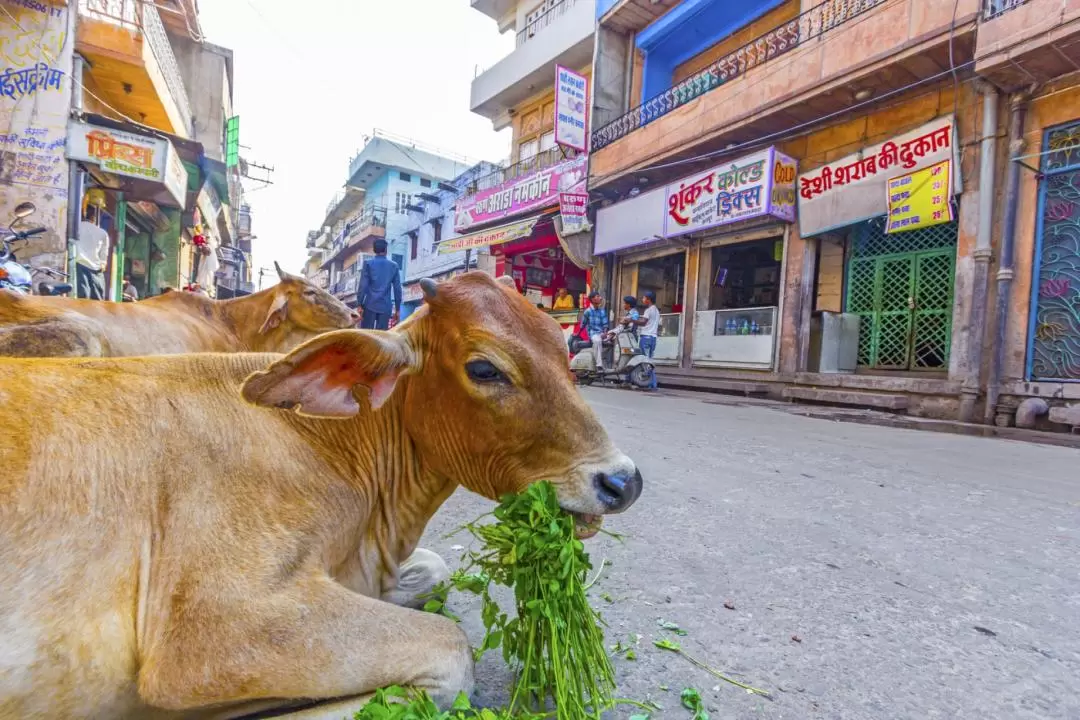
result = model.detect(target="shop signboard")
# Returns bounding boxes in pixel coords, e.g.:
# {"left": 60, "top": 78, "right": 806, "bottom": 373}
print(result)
{"left": 664, "top": 147, "right": 798, "bottom": 239}
{"left": 66, "top": 121, "right": 188, "bottom": 207}
{"left": 797, "top": 115, "right": 960, "bottom": 237}
{"left": 439, "top": 215, "right": 542, "bottom": 254}
{"left": 402, "top": 282, "right": 425, "bottom": 303}
{"left": 885, "top": 159, "right": 954, "bottom": 234}
{"left": 559, "top": 192, "right": 589, "bottom": 233}
{"left": 454, "top": 154, "right": 587, "bottom": 232}
{"left": 554, "top": 65, "right": 589, "bottom": 152}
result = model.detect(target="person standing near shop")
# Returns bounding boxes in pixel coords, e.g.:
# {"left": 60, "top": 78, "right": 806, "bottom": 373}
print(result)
{"left": 357, "top": 238, "right": 401, "bottom": 331}
{"left": 76, "top": 205, "right": 108, "bottom": 300}
{"left": 581, "top": 291, "right": 610, "bottom": 371}
{"left": 639, "top": 290, "right": 660, "bottom": 390}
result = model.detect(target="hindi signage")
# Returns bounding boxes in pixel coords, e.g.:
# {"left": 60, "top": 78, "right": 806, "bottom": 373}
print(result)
{"left": 454, "top": 154, "right": 587, "bottom": 232}
{"left": 555, "top": 65, "right": 589, "bottom": 152}
{"left": 797, "top": 115, "right": 960, "bottom": 237}
{"left": 664, "top": 147, "right": 798, "bottom": 239}
{"left": 886, "top": 159, "right": 954, "bottom": 234}
{"left": 67, "top": 121, "right": 188, "bottom": 207}
{"left": 439, "top": 216, "right": 542, "bottom": 255}
{"left": 559, "top": 192, "right": 589, "bottom": 234}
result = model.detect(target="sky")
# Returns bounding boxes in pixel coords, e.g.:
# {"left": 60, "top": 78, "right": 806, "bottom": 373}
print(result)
{"left": 198, "top": 0, "right": 515, "bottom": 281}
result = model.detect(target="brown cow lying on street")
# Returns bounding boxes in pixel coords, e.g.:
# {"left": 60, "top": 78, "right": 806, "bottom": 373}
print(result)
{"left": 0, "top": 272, "right": 643, "bottom": 720}
{"left": 0, "top": 262, "right": 358, "bottom": 358}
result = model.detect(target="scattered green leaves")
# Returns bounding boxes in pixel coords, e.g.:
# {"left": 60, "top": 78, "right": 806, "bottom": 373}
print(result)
{"left": 657, "top": 619, "right": 687, "bottom": 636}
{"left": 653, "top": 639, "right": 770, "bottom": 697}
{"left": 680, "top": 688, "right": 709, "bottom": 720}
{"left": 354, "top": 686, "right": 541, "bottom": 719}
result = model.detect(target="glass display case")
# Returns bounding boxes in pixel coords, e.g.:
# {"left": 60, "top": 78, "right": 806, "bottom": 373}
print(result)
{"left": 653, "top": 313, "right": 683, "bottom": 363}
{"left": 691, "top": 306, "right": 778, "bottom": 369}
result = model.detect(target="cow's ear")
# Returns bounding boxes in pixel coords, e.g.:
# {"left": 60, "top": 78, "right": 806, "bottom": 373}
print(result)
{"left": 259, "top": 293, "right": 288, "bottom": 334}
{"left": 240, "top": 330, "right": 413, "bottom": 418}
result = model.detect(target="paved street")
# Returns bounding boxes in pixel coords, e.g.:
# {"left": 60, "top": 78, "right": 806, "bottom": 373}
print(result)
{"left": 421, "top": 388, "right": 1080, "bottom": 720}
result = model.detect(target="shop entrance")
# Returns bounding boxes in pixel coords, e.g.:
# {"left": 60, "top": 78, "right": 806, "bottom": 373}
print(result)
{"left": 617, "top": 251, "right": 686, "bottom": 363}
{"left": 845, "top": 217, "right": 957, "bottom": 371}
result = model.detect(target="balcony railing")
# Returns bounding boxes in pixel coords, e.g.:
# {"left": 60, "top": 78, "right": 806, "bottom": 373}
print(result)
{"left": 984, "top": 0, "right": 1028, "bottom": 18}
{"left": 516, "top": 0, "right": 582, "bottom": 47}
{"left": 78, "top": 0, "right": 194, "bottom": 137}
{"left": 348, "top": 205, "right": 387, "bottom": 242}
{"left": 591, "top": 0, "right": 889, "bottom": 151}
{"left": 469, "top": 147, "right": 579, "bottom": 193}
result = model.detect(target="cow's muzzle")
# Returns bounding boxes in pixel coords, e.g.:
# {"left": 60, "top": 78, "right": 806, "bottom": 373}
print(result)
{"left": 592, "top": 467, "right": 643, "bottom": 513}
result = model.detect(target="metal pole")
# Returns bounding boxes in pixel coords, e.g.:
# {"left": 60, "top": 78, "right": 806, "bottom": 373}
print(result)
{"left": 984, "top": 91, "right": 1030, "bottom": 426}
{"left": 65, "top": 54, "right": 86, "bottom": 281}
{"left": 464, "top": 248, "right": 472, "bottom": 272}
{"left": 959, "top": 83, "right": 998, "bottom": 423}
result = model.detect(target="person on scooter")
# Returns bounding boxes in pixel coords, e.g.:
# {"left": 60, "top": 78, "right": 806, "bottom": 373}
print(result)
{"left": 581, "top": 291, "right": 610, "bottom": 372}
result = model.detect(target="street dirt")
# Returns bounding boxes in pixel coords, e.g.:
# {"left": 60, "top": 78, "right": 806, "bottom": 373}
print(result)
{"left": 419, "top": 387, "right": 1080, "bottom": 720}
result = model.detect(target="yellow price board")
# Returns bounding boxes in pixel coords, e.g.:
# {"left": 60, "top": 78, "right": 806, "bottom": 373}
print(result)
{"left": 885, "top": 159, "right": 953, "bottom": 234}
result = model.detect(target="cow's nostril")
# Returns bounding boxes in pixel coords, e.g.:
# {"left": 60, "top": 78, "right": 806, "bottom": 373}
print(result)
{"left": 593, "top": 469, "right": 641, "bottom": 513}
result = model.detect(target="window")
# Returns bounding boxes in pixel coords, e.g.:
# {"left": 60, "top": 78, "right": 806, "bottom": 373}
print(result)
{"left": 391, "top": 253, "right": 404, "bottom": 271}
{"left": 519, "top": 138, "right": 539, "bottom": 162}
{"left": 399, "top": 172, "right": 412, "bottom": 182}
{"left": 410, "top": 234, "right": 419, "bottom": 260}
{"left": 395, "top": 192, "right": 410, "bottom": 215}
{"left": 433, "top": 220, "right": 442, "bottom": 246}
{"left": 540, "top": 131, "right": 555, "bottom": 153}
{"left": 420, "top": 178, "right": 432, "bottom": 188}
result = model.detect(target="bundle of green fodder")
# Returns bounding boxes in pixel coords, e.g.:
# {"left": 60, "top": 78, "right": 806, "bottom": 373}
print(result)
{"left": 358, "top": 481, "right": 616, "bottom": 720}
{"left": 353, "top": 686, "right": 540, "bottom": 719}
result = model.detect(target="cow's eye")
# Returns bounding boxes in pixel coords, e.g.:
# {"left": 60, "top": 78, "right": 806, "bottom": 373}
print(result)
{"left": 465, "top": 359, "right": 506, "bottom": 384}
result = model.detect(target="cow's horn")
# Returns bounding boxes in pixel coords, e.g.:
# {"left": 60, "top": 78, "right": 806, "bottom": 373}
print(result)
{"left": 274, "top": 261, "right": 286, "bottom": 279}
{"left": 420, "top": 277, "right": 437, "bottom": 300}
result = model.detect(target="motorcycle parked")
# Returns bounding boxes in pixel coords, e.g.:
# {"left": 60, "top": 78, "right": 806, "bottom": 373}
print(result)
{"left": 569, "top": 325, "right": 655, "bottom": 389}
{"left": 1, "top": 202, "right": 71, "bottom": 296}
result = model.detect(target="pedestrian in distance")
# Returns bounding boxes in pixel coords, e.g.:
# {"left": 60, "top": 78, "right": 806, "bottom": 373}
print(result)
{"left": 580, "top": 291, "right": 610, "bottom": 372}
{"left": 357, "top": 238, "right": 401, "bottom": 331}
{"left": 638, "top": 290, "right": 660, "bottom": 390}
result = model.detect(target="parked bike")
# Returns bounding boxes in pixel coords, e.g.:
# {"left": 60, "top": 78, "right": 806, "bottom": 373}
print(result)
{"left": 1, "top": 202, "right": 71, "bottom": 296}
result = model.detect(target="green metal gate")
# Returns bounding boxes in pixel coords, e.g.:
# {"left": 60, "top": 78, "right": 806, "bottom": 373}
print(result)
{"left": 844, "top": 218, "right": 958, "bottom": 371}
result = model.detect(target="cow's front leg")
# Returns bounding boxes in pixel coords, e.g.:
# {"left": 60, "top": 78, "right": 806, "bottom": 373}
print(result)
{"left": 383, "top": 548, "right": 450, "bottom": 609}
{"left": 138, "top": 575, "right": 474, "bottom": 715}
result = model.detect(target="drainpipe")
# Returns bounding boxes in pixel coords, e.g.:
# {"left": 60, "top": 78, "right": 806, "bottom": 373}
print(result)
{"left": 958, "top": 83, "right": 998, "bottom": 423}
{"left": 65, "top": 53, "right": 86, "bottom": 281}
{"left": 984, "top": 91, "right": 1031, "bottom": 426}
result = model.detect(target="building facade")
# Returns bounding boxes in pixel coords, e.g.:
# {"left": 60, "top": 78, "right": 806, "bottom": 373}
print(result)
{"left": 585, "top": 0, "right": 1080, "bottom": 429}
{"left": 310, "top": 131, "right": 473, "bottom": 316}
{"left": 460, "top": 0, "right": 599, "bottom": 341}
{"left": 0, "top": 0, "right": 249, "bottom": 301}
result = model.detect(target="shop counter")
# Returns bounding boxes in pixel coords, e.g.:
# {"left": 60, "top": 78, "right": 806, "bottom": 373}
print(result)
{"left": 691, "top": 307, "right": 777, "bottom": 369}
{"left": 547, "top": 309, "right": 580, "bottom": 343}
{"left": 654, "top": 313, "right": 683, "bottom": 364}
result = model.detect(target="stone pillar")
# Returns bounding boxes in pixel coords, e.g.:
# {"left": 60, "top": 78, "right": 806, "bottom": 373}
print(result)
{"left": 680, "top": 240, "right": 701, "bottom": 370}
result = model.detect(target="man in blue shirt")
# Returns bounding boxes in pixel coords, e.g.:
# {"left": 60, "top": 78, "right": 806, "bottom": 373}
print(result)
{"left": 581, "top": 291, "right": 610, "bottom": 371}
{"left": 357, "top": 238, "right": 401, "bottom": 330}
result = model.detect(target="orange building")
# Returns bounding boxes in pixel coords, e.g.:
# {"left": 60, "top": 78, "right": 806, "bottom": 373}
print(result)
{"left": 586, "top": 0, "right": 1080, "bottom": 430}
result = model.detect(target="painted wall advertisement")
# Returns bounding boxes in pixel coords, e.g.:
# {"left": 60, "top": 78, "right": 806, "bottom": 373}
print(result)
{"left": 664, "top": 146, "right": 798, "bottom": 238}
{"left": 559, "top": 192, "right": 589, "bottom": 234}
{"left": 454, "top": 153, "right": 587, "bottom": 232}
{"left": 885, "top": 159, "right": 954, "bottom": 234}
{"left": 554, "top": 65, "right": 588, "bottom": 152}
{"left": 66, "top": 121, "right": 189, "bottom": 207}
{"left": 0, "top": 0, "right": 75, "bottom": 260}
{"left": 440, "top": 216, "right": 541, "bottom": 255}
{"left": 797, "top": 115, "right": 960, "bottom": 237}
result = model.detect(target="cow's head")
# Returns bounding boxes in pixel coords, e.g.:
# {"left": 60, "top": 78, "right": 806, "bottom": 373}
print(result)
{"left": 241, "top": 272, "right": 642, "bottom": 537}
{"left": 259, "top": 262, "right": 359, "bottom": 335}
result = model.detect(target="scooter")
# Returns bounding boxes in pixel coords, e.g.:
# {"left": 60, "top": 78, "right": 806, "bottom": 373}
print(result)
{"left": 1, "top": 202, "right": 72, "bottom": 296}
{"left": 569, "top": 325, "right": 655, "bottom": 389}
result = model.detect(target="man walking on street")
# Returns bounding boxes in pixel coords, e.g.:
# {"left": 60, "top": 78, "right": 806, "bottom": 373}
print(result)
{"left": 581, "top": 291, "right": 610, "bottom": 372}
{"left": 357, "top": 238, "right": 401, "bottom": 330}
{"left": 639, "top": 290, "right": 660, "bottom": 390}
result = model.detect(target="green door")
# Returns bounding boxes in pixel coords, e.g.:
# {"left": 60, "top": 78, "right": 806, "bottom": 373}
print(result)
{"left": 845, "top": 219, "right": 957, "bottom": 371}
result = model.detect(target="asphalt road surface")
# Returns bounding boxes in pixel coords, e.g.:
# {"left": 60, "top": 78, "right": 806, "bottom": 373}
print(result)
{"left": 419, "top": 387, "right": 1080, "bottom": 720}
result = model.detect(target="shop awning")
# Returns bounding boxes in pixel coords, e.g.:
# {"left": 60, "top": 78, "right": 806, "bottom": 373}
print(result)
{"left": 438, "top": 214, "right": 544, "bottom": 255}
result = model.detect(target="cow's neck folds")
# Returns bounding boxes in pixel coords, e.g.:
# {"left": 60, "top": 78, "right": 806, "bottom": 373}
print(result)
{"left": 217, "top": 290, "right": 294, "bottom": 353}
{"left": 289, "top": 381, "right": 455, "bottom": 597}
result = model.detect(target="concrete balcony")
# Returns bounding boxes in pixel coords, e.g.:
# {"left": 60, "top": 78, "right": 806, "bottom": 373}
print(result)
{"left": 346, "top": 205, "right": 387, "bottom": 254}
{"left": 590, "top": 0, "right": 980, "bottom": 190}
{"left": 975, "top": 0, "right": 1080, "bottom": 88}
{"left": 76, "top": 0, "right": 193, "bottom": 137}
{"left": 471, "top": 0, "right": 595, "bottom": 128}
